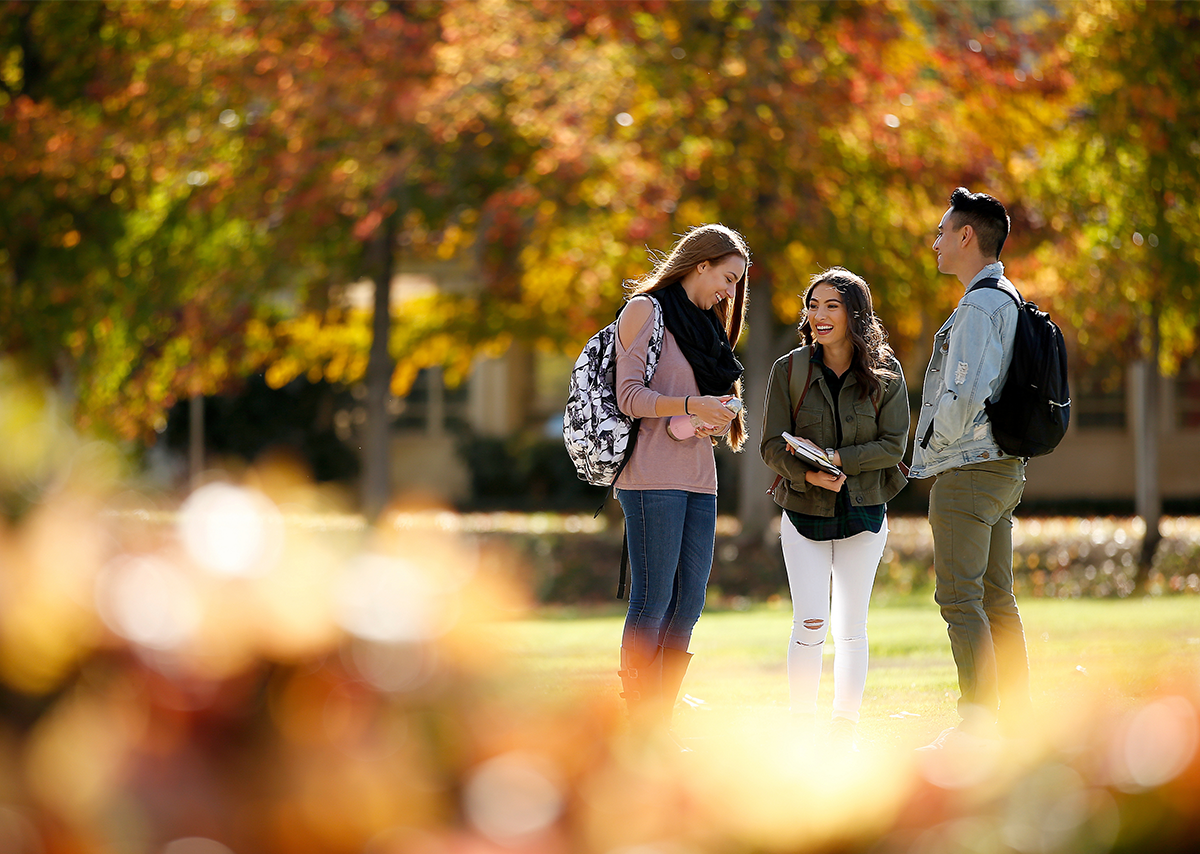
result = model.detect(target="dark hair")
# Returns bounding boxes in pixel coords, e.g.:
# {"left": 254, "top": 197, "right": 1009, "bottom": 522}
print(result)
{"left": 948, "top": 187, "right": 1010, "bottom": 259}
{"left": 799, "top": 267, "right": 898, "bottom": 404}
{"left": 628, "top": 223, "right": 751, "bottom": 451}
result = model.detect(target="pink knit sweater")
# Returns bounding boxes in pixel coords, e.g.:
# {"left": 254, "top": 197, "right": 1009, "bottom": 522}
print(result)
{"left": 613, "top": 298, "right": 718, "bottom": 494}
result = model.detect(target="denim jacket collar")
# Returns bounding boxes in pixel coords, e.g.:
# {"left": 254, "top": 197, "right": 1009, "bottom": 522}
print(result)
{"left": 966, "top": 261, "right": 1005, "bottom": 291}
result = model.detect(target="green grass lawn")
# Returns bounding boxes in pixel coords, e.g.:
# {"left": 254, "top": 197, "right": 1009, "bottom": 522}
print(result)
{"left": 493, "top": 595, "right": 1200, "bottom": 750}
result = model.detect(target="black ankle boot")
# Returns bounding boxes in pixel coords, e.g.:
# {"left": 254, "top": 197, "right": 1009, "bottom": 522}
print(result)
{"left": 618, "top": 646, "right": 663, "bottom": 725}
{"left": 659, "top": 647, "right": 696, "bottom": 752}
{"left": 660, "top": 647, "right": 693, "bottom": 727}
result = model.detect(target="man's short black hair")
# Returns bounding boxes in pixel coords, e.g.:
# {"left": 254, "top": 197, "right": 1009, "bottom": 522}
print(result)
{"left": 948, "top": 187, "right": 1010, "bottom": 259}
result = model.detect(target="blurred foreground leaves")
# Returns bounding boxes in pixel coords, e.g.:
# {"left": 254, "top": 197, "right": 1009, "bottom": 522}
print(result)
{"left": 1, "top": 363, "right": 1199, "bottom": 854}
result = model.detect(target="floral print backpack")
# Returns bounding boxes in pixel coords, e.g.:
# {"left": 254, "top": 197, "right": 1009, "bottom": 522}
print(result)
{"left": 563, "top": 297, "right": 665, "bottom": 487}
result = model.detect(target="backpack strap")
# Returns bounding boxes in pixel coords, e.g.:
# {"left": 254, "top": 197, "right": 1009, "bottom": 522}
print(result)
{"left": 617, "top": 529, "right": 631, "bottom": 599}
{"left": 767, "top": 348, "right": 816, "bottom": 496}
{"left": 791, "top": 356, "right": 816, "bottom": 427}
{"left": 970, "top": 276, "right": 1023, "bottom": 307}
{"left": 643, "top": 295, "right": 666, "bottom": 383}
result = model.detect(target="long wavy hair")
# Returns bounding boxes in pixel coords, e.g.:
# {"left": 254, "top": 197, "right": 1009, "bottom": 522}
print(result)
{"left": 626, "top": 223, "right": 751, "bottom": 451}
{"left": 798, "top": 267, "right": 898, "bottom": 404}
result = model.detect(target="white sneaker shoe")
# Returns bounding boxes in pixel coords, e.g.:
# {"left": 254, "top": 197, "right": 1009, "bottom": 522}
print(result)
{"left": 829, "top": 717, "right": 858, "bottom": 753}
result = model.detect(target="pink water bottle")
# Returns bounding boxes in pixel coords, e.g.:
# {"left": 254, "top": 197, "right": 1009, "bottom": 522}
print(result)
{"left": 667, "top": 398, "right": 742, "bottom": 440}
{"left": 667, "top": 414, "right": 700, "bottom": 439}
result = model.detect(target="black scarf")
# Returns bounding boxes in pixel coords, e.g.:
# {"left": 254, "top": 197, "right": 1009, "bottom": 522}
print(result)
{"left": 654, "top": 281, "right": 744, "bottom": 395}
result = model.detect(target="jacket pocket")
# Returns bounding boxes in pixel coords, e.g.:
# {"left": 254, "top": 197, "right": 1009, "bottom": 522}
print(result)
{"left": 794, "top": 411, "right": 824, "bottom": 434}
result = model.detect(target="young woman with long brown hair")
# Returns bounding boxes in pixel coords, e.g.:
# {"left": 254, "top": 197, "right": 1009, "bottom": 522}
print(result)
{"left": 613, "top": 223, "right": 750, "bottom": 740}
{"left": 760, "top": 267, "right": 909, "bottom": 752}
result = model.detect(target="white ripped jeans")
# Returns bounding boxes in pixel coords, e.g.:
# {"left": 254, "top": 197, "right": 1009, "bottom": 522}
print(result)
{"left": 780, "top": 511, "right": 888, "bottom": 723}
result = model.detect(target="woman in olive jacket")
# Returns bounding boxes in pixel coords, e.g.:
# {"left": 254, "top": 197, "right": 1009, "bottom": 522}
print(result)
{"left": 760, "top": 267, "right": 909, "bottom": 751}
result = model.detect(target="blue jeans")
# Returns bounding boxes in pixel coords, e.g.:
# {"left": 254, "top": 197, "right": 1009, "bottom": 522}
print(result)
{"left": 617, "top": 489, "right": 717, "bottom": 665}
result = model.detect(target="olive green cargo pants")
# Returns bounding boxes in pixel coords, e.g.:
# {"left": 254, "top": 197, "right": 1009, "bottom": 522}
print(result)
{"left": 929, "top": 458, "right": 1031, "bottom": 732}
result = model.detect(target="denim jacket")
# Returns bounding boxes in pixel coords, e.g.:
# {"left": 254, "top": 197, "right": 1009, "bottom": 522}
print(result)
{"left": 909, "top": 262, "right": 1020, "bottom": 479}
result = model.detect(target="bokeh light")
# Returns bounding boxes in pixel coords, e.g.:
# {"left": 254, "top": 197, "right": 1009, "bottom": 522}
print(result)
{"left": 95, "top": 555, "right": 200, "bottom": 650}
{"left": 463, "top": 751, "right": 565, "bottom": 845}
{"left": 346, "top": 638, "right": 435, "bottom": 694}
{"left": 178, "top": 482, "right": 283, "bottom": 577}
{"left": 0, "top": 807, "right": 41, "bottom": 854}
{"left": 1000, "top": 764, "right": 1092, "bottom": 853}
{"left": 1111, "top": 695, "right": 1199, "bottom": 791}
{"left": 162, "top": 840, "right": 235, "bottom": 854}
{"left": 335, "top": 553, "right": 452, "bottom": 643}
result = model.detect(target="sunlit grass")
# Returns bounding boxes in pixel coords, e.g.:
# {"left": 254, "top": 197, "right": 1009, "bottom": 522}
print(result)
{"left": 496, "top": 596, "right": 1200, "bottom": 750}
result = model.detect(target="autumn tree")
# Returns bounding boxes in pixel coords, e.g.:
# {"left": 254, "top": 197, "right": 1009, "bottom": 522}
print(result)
{"left": 1, "top": 0, "right": 647, "bottom": 512}
{"left": 0, "top": 2, "right": 491, "bottom": 513}
{"left": 233, "top": 0, "right": 655, "bottom": 514}
{"left": 509, "top": 1, "right": 1068, "bottom": 538}
{"left": 1030, "top": 0, "right": 1200, "bottom": 579}
{"left": 0, "top": 2, "right": 278, "bottom": 441}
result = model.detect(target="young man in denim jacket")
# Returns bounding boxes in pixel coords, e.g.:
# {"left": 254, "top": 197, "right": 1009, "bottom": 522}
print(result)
{"left": 910, "top": 188, "right": 1032, "bottom": 751}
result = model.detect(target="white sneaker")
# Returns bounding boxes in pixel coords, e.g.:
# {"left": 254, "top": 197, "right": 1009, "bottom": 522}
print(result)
{"left": 829, "top": 717, "right": 858, "bottom": 753}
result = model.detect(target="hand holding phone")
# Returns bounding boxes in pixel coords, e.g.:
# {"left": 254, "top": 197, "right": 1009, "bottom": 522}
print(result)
{"left": 668, "top": 397, "right": 742, "bottom": 439}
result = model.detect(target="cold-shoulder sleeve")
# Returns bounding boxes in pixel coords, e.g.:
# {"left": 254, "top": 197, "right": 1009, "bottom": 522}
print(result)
{"left": 615, "top": 297, "right": 662, "bottom": 419}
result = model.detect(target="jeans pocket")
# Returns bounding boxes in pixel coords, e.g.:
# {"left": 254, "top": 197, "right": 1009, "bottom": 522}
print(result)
{"left": 969, "top": 468, "right": 1017, "bottom": 525}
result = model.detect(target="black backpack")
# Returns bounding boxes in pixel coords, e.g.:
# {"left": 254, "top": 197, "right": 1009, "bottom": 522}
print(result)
{"left": 976, "top": 278, "right": 1071, "bottom": 457}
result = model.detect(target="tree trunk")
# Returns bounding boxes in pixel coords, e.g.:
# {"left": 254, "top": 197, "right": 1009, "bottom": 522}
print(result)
{"left": 736, "top": 268, "right": 775, "bottom": 545}
{"left": 362, "top": 213, "right": 397, "bottom": 520}
{"left": 189, "top": 394, "right": 204, "bottom": 487}
{"left": 1131, "top": 312, "right": 1162, "bottom": 590}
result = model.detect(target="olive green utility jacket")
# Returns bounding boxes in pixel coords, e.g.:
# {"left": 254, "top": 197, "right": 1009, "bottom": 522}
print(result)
{"left": 760, "top": 345, "right": 910, "bottom": 517}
